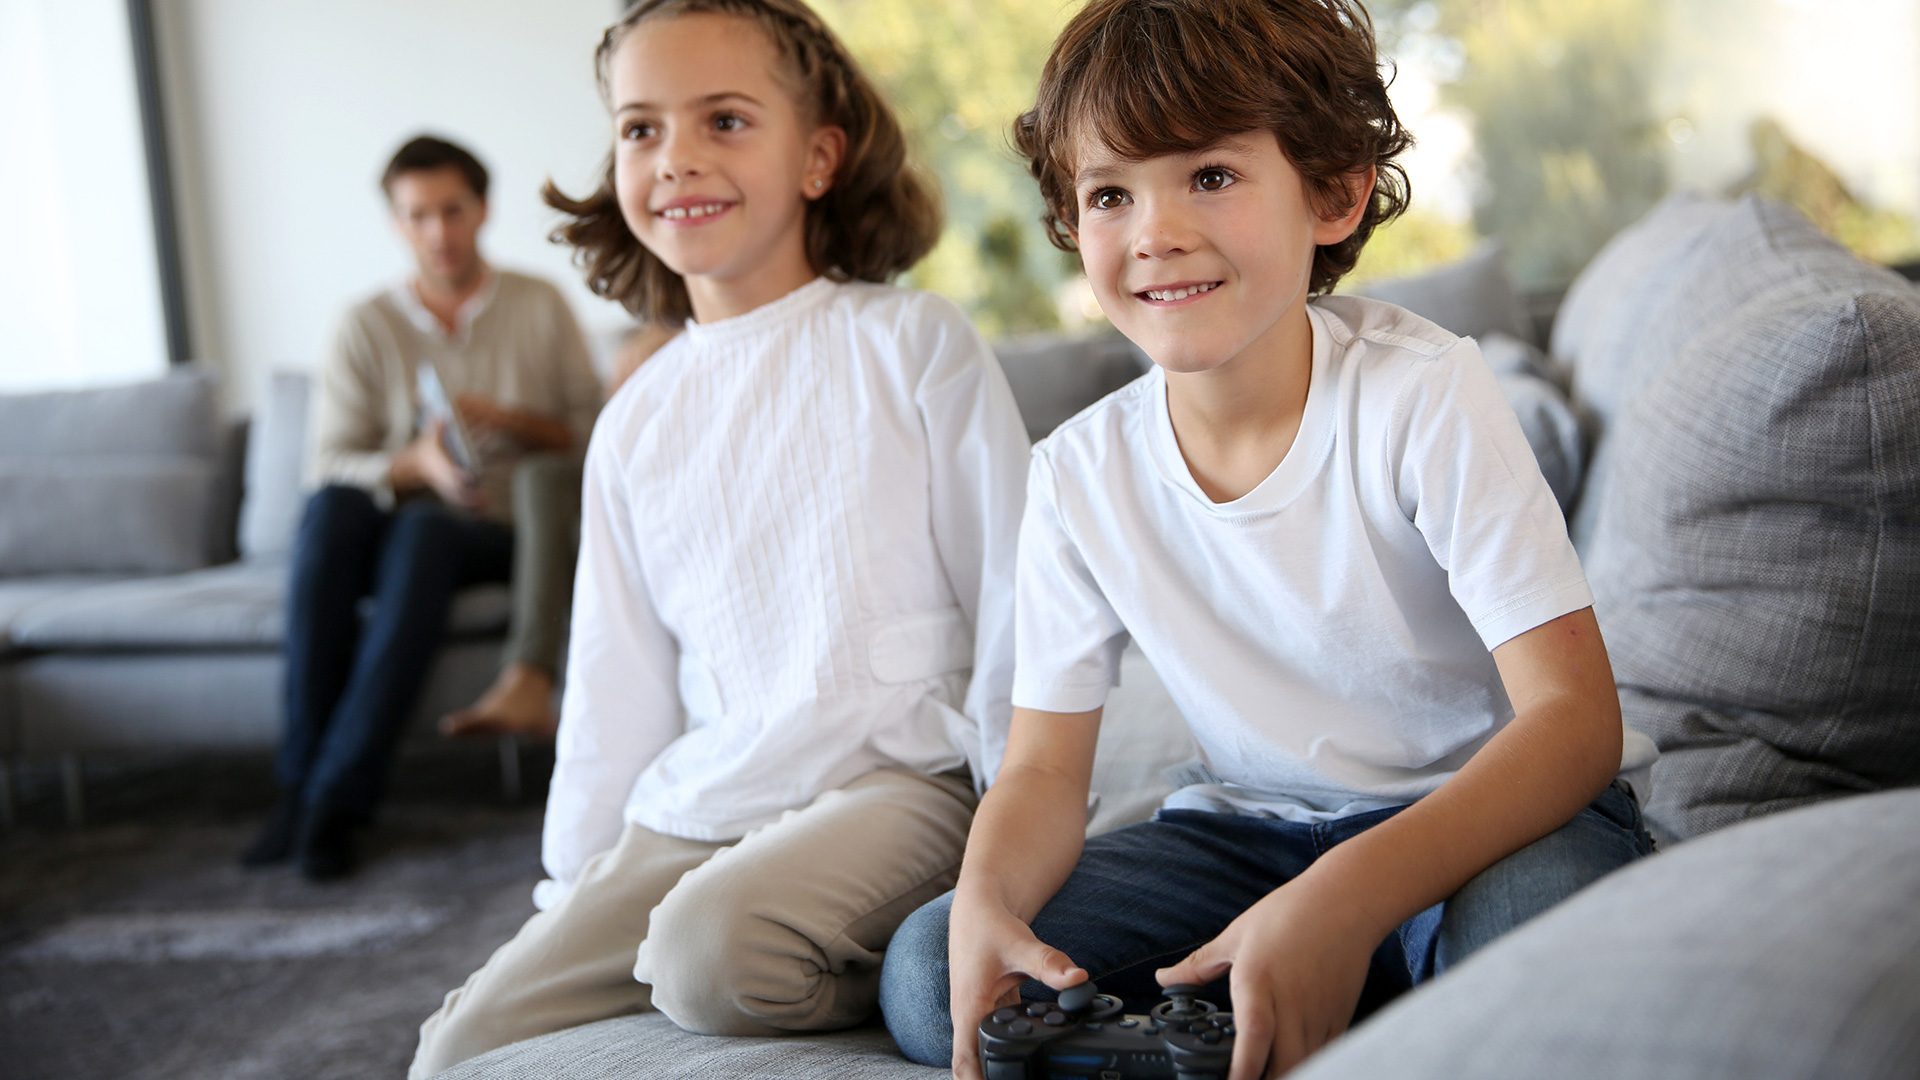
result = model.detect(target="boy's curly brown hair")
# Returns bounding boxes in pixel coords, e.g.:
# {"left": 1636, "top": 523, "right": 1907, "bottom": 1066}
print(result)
{"left": 1014, "top": 0, "right": 1412, "bottom": 296}
{"left": 543, "top": 0, "right": 941, "bottom": 326}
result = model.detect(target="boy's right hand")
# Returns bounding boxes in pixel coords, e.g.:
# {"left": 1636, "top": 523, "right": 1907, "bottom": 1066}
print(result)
{"left": 947, "top": 892, "right": 1088, "bottom": 1080}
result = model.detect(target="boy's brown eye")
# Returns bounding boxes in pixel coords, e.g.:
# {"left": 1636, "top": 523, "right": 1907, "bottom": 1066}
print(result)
{"left": 1091, "top": 189, "right": 1129, "bottom": 210}
{"left": 1196, "top": 168, "right": 1233, "bottom": 191}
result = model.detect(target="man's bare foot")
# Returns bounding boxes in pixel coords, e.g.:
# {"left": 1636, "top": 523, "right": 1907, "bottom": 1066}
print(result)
{"left": 441, "top": 663, "right": 558, "bottom": 740}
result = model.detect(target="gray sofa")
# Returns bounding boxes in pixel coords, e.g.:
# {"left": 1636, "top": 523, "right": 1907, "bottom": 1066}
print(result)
{"left": 0, "top": 371, "right": 522, "bottom": 825}
{"left": 0, "top": 328, "right": 1150, "bottom": 830}
{"left": 441, "top": 194, "right": 1920, "bottom": 1078}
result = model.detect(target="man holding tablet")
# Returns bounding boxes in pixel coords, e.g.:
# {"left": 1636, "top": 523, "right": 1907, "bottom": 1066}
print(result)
{"left": 242, "top": 135, "right": 602, "bottom": 881}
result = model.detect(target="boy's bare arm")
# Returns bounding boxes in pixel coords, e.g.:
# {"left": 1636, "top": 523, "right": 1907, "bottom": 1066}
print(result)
{"left": 1158, "top": 606, "right": 1623, "bottom": 1079}
{"left": 956, "top": 706, "right": 1103, "bottom": 917}
{"left": 947, "top": 706, "right": 1102, "bottom": 1079}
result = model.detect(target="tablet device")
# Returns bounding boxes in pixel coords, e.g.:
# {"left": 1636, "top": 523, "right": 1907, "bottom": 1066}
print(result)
{"left": 414, "top": 361, "right": 478, "bottom": 473}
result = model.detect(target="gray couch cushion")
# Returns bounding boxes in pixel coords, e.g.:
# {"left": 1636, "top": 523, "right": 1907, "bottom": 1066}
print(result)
{"left": 1292, "top": 788, "right": 1920, "bottom": 1080}
{"left": 1578, "top": 198, "right": 1920, "bottom": 842}
{"left": 239, "top": 371, "right": 313, "bottom": 559}
{"left": 1353, "top": 242, "right": 1537, "bottom": 347}
{"left": 436, "top": 1014, "right": 936, "bottom": 1079}
{"left": 992, "top": 332, "right": 1148, "bottom": 442}
{"left": 7, "top": 562, "right": 512, "bottom": 651}
{"left": 0, "top": 372, "right": 229, "bottom": 575}
{"left": 0, "top": 458, "right": 228, "bottom": 575}
{"left": 0, "top": 577, "right": 115, "bottom": 655}
{"left": 0, "top": 370, "right": 220, "bottom": 458}
{"left": 1479, "top": 333, "right": 1585, "bottom": 511}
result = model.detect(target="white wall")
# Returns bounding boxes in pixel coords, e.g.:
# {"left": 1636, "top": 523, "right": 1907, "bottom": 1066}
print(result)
{"left": 0, "top": 0, "right": 170, "bottom": 393}
{"left": 155, "top": 0, "right": 632, "bottom": 413}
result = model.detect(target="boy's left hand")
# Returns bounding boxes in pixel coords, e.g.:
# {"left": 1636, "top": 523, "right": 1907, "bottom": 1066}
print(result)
{"left": 1154, "top": 880, "right": 1379, "bottom": 1079}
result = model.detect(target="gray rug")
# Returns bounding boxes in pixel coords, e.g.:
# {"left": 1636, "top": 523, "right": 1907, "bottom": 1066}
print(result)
{"left": 1, "top": 744, "right": 552, "bottom": 1079}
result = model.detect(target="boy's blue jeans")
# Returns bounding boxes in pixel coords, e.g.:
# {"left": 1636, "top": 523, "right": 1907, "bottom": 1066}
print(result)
{"left": 879, "top": 782, "right": 1654, "bottom": 1066}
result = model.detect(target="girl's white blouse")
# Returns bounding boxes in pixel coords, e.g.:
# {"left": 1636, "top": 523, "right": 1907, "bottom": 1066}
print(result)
{"left": 537, "top": 278, "right": 1029, "bottom": 907}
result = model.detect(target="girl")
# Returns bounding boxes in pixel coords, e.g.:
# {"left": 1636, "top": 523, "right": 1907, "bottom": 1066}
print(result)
{"left": 410, "top": 1, "right": 1029, "bottom": 1074}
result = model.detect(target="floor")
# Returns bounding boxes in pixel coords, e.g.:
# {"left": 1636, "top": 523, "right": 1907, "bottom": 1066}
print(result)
{"left": 0, "top": 744, "right": 553, "bottom": 1079}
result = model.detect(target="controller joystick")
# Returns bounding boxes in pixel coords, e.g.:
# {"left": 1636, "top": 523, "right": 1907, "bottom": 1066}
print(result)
{"left": 979, "top": 980, "right": 1234, "bottom": 1079}
{"left": 1056, "top": 980, "right": 1098, "bottom": 1013}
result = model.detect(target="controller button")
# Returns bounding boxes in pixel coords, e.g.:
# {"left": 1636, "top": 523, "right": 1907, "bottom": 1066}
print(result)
{"left": 992, "top": 1007, "right": 1019, "bottom": 1024}
{"left": 1025, "top": 1003, "right": 1050, "bottom": 1017}
{"left": 1222, "top": 1025, "right": 1236, "bottom": 1037}
{"left": 1008, "top": 1020, "right": 1032, "bottom": 1036}
{"left": 1043, "top": 1012, "right": 1068, "bottom": 1026}
{"left": 1201, "top": 1031, "right": 1222, "bottom": 1045}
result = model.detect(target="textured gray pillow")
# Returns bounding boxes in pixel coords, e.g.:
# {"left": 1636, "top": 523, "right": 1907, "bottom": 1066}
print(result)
{"left": 1549, "top": 195, "right": 1735, "bottom": 547}
{"left": 1292, "top": 788, "right": 1920, "bottom": 1080}
{"left": 0, "top": 458, "right": 226, "bottom": 575}
{"left": 238, "top": 371, "right": 314, "bottom": 559}
{"left": 1579, "top": 197, "right": 1920, "bottom": 841}
{"left": 1353, "top": 242, "right": 1537, "bottom": 347}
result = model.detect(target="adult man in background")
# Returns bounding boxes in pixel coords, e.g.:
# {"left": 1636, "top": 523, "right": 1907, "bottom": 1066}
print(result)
{"left": 242, "top": 135, "right": 602, "bottom": 881}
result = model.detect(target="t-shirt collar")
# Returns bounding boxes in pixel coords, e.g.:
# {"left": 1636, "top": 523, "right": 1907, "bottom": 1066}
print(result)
{"left": 1145, "top": 302, "right": 1336, "bottom": 517}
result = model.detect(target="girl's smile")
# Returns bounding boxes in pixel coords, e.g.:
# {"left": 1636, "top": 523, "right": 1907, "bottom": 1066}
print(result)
{"left": 608, "top": 13, "right": 842, "bottom": 322}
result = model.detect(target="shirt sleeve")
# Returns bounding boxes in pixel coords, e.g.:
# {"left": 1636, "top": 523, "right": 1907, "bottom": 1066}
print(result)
{"left": 1010, "top": 448, "right": 1131, "bottom": 718}
{"left": 308, "top": 313, "right": 400, "bottom": 504}
{"left": 1390, "top": 338, "right": 1594, "bottom": 650}
{"left": 536, "top": 407, "right": 683, "bottom": 909}
{"left": 912, "top": 298, "right": 1032, "bottom": 787}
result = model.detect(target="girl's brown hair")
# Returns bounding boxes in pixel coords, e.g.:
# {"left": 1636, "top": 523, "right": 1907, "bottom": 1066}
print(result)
{"left": 543, "top": 0, "right": 941, "bottom": 326}
{"left": 1014, "top": 0, "right": 1412, "bottom": 296}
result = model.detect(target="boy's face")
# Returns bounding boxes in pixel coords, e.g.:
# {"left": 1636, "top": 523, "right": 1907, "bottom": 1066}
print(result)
{"left": 1070, "top": 133, "right": 1365, "bottom": 375}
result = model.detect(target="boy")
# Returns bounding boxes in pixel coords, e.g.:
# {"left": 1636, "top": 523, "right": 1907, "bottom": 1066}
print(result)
{"left": 878, "top": 2, "right": 1659, "bottom": 1077}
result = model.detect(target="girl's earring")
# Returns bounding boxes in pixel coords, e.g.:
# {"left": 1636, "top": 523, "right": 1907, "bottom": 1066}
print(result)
{"left": 812, "top": 179, "right": 825, "bottom": 191}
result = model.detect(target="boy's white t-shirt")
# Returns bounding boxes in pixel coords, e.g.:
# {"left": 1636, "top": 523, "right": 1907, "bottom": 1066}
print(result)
{"left": 1013, "top": 294, "right": 1658, "bottom": 822}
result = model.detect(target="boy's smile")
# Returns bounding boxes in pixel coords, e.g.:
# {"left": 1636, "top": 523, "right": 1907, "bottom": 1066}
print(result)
{"left": 1072, "top": 133, "right": 1367, "bottom": 378}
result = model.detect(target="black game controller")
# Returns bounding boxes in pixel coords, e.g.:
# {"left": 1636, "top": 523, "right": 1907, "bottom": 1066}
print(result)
{"left": 978, "top": 980, "right": 1235, "bottom": 1079}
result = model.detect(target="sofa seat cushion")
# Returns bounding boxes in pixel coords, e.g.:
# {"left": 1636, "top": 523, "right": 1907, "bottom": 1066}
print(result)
{"left": 1292, "top": 788, "right": 1920, "bottom": 1080}
{"left": 7, "top": 561, "right": 511, "bottom": 651}
{"left": 0, "top": 577, "right": 119, "bottom": 655}
{"left": 1576, "top": 196, "right": 1920, "bottom": 841}
{"left": 435, "top": 1015, "right": 937, "bottom": 1079}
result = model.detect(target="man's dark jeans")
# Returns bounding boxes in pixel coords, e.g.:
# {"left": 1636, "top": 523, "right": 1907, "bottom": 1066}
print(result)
{"left": 277, "top": 485, "right": 513, "bottom": 820}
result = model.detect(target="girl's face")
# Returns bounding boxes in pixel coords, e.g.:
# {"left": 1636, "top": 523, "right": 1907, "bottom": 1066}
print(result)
{"left": 609, "top": 13, "right": 843, "bottom": 321}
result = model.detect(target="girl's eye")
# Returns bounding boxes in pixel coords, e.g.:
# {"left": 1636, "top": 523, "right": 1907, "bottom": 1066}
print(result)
{"left": 622, "top": 121, "right": 656, "bottom": 141}
{"left": 714, "top": 113, "right": 745, "bottom": 133}
{"left": 1195, "top": 167, "right": 1236, "bottom": 192}
{"left": 1089, "top": 189, "right": 1130, "bottom": 211}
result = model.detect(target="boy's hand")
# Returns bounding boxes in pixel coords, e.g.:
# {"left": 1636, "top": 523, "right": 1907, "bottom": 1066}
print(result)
{"left": 947, "top": 893, "right": 1087, "bottom": 1080}
{"left": 1154, "top": 880, "right": 1379, "bottom": 1080}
